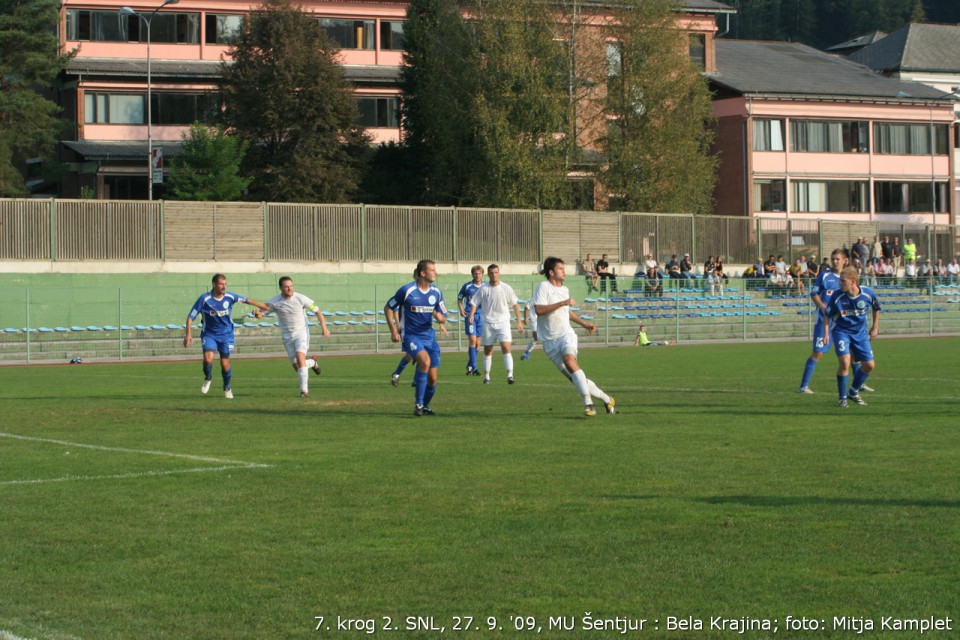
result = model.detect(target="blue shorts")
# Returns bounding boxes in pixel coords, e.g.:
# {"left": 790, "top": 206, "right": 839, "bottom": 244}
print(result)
{"left": 465, "top": 314, "right": 482, "bottom": 338}
{"left": 403, "top": 334, "right": 441, "bottom": 368}
{"left": 832, "top": 330, "right": 874, "bottom": 363}
{"left": 812, "top": 318, "right": 830, "bottom": 353}
{"left": 202, "top": 334, "right": 235, "bottom": 357}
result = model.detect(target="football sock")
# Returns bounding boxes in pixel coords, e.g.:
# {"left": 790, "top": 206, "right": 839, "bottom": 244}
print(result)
{"left": 298, "top": 367, "right": 309, "bottom": 392}
{"left": 503, "top": 353, "right": 514, "bottom": 377}
{"left": 571, "top": 370, "right": 591, "bottom": 404}
{"left": 587, "top": 379, "right": 611, "bottom": 404}
{"left": 837, "top": 374, "right": 849, "bottom": 399}
{"left": 203, "top": 362, "right": 213, "bottom": 380}
{"left": 393, "top": 356, "right": 410, "bottom": 377}
{"left": 483, "top": 354, "right": 493, "bottom": 378}
{"left": 222, "top": 367, "right": 233, "bottom": 390}
{"left": 413, "top": 369, "right": 428, "bottom": 406}
{"left": 525, "top": 337, "right": 536, "bottom": 353}
{"left": 800, "top": 357, "right": 817, "bottom": 388}
{"left": 423, "top": 384, "right": 436, "bottom": 408}
{"left": 468, "top": 346, "right": 478, "bottom": 371}
{"left": 851, "top": 367, "right": 869, "bottom": 393}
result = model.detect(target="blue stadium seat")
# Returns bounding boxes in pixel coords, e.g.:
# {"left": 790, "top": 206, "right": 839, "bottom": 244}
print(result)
{"left": 3, "top": 328, "right": 18, "bottom": 333}
{"left": 71, "top": 326, "right": 85, "bottom": 331}
{"left": 87, "top": 326, "right": 103, "bottom": 331}
{"left": 39, "top": 327, "right": 54, "bottom": 333}
{"left": 55, "top": 327, "right": 70, "bottom": 332}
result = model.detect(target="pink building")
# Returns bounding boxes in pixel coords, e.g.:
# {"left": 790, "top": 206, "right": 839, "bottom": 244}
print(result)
{"left": 709, "top": 40, "right": 956, "bottom": 226}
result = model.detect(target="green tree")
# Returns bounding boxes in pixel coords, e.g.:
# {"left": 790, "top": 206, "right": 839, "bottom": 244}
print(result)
{"left": 165, "top": 123, "right": 251, "bottom": 201}
{"left": 598, "top": 0, "right": 717, "bottom": 213}
{"left": 401, "top": 0, "right": 573, "bottom": 208}
{"left": 0, "top": 0, "right": 72, "bottom": 196}
{"left": 220, "top": 0, "right": 368, "bottom": 203}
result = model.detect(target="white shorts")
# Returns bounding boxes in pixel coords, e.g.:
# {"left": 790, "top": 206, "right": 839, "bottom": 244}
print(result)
{"left": 482, "top": 322, "right": 513, "bottom": 346}
{"left": 283, "top": 329, "right": 310, "bottom": 362}
{"left": 542, "top": 333, "right": 578, "bottom": 369}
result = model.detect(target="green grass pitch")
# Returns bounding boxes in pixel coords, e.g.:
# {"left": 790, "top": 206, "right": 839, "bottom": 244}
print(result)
{"left": 1, "top": 338, "right": 958, "bottom": 639}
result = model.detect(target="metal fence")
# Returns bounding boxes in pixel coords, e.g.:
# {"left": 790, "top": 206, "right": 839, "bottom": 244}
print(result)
{"left": 2, "top": 198, "right": 959, "bottom": 266}
{"left": 2, "top": 276, "right": 958, "bottom": 363}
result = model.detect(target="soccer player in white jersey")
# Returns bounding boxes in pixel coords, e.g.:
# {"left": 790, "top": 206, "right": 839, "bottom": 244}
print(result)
{"left": 262, "top": 277, "right": 330, "bottom": 397}
{"left": 184, "top": 273, "right": 269, "bottom": 399}
{"left": 532, "top": 257, "right": 616, "bottom": 417}
{"left": 520, "top": 297, "right": 538, "bottom": 361}
{"left": 468, "top": 264, "right": 524, "bottom": 384}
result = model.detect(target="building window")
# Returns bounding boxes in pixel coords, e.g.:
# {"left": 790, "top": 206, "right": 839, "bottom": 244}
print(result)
{"left": 606, "top": 41, "right": 622, "bottom": 93}
{"left": 67, "top": 9, "right": 126, "bottom": 41}
{"left": 84, "top": 92, "right": 216, "bottom": 125}
{"left": 792, "top": 180, "right": 869, "bottom": 212}
{"left": 689, "top": 33, "right": 705, "bottom": 69}
{"left": 753, "top": 119, "right": 784, "bottom": 151}
{"left": 875, "top": 181, "right": 950, "bottom": 213}
{"left": 319, "top": 18, "right": 374, "bottom": 49}
{"left": 120, "top": 12, "right": 199, "bottom": 43}
{"left": 356, "top": 97, "right": 399, "bottom": 128}
{"left": 791, "top": 120, "right": 868, "bottom": 153}
{"left": 206, "top": 14, "right": 243, "bottom": 44}
{"left": 754, "top": 179, "right": 786, "bottom": 212}
{"left": 874, "top": 122, "right": 949, "bottom": 155}
{"left": 380, "top": 20, "right": 405, "bottom": 50}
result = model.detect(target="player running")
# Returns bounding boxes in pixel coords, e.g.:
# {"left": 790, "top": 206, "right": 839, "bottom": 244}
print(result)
{"left": 261, "top": 276, "right": 330, "bottom": 397}
{"left": 184, "top": 273, "right": 269, "bottom": 399}
{"left": 457, "top": 265, "right": 485, "bottom": 377}
{"left": 384, "top": 260, "right": 449, "bottom": 416}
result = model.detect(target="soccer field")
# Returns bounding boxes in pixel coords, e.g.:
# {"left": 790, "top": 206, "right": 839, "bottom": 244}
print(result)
{"left": 1, "top": 339, "right": 957, "bottom": 640}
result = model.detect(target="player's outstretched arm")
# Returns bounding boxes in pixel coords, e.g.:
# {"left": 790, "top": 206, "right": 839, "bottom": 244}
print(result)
{"left": 183, "top": 318, "right": 194, "bottom": 348}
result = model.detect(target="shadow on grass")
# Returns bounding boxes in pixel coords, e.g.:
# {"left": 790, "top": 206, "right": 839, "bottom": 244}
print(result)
{"left": 696, "top": 495, "right": 960, "bottom": 508}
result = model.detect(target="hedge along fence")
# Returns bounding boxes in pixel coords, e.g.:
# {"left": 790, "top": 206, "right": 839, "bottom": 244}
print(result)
{"left": 2, "top": 199, "right": 958, "bottom": 266}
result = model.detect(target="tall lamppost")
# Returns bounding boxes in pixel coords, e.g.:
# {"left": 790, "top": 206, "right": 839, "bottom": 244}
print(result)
{"left": 120, "top": 0, "right": 180, "bottom": 201}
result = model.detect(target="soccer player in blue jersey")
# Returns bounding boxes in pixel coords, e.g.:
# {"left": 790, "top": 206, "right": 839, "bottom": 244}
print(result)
{"left": 797, "top": 248, "right": 847, "bottom": 393}
{"left": 183, "top": 274, "right": 269, "bottom": 399}
{"left": 385, "top": 260, "right": 449, "bottom": 416}
{"left": 824, "top": 266, "right": 881, "bottom": 408}
{"left": 457, "top": 265, "right": 485, "bottom": 376}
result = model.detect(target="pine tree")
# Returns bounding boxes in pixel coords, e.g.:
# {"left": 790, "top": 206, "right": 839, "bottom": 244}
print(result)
{"left": 220, "top": 0, "right": 369, "bottom": 203}
{"left": 0, "top": 0, "right": 72, "bottom": 196}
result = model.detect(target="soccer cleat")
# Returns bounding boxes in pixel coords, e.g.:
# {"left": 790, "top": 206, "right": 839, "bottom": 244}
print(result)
{"left": 838, "top": 398, "right": 848, "bottom": 408}
{"left": 201, "top": 379, "right": 212, "bottom": 394}
{"left": 414, "top": 404, "right": 425, "bottom": 417}
{"left": 584, "top": 404, "right": 597, "bottom": 417}
{"left": 300, "top": 390, "right": 309, "bottom": 398}
{"left": 797, "top": 386, "right": 814, "bottom": 394}
{"left": 391, "top": 374, "right": 400, "bottom": 388}
{"left": 483, "top": 378, "right": 491, "bottom": 384}
{"left": 507, "top": 376, "right": 515, "bottom": 384}
{"left": 604, "top": 397, "right": 617, "bottom": 414}
{"left": 422, "top": 406, "right": 436, "bottom": 416}
{"left": 521, "top": 352, "right": 531, "bottom": 361}
{"left": 472, "top": 369, "right": 481, "bottom": 376}
{"left": 859, "top": 384, "right": 874, "bottom": 392}
{"left": 466, "top": 367, "right": 475, "bottom": 376}
{"left": 311, "top": 357, "right": 321, "bottom": 376}
{"left": 849, "top": 393, "right": 867, "bottom": 406}
{"left": 224, "top": 389, "right": 234, "bottom": 399}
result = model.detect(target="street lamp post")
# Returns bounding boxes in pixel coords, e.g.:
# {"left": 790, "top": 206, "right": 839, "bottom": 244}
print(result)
{"left": 120, "top": 0, "right": 180, "bottom": 201}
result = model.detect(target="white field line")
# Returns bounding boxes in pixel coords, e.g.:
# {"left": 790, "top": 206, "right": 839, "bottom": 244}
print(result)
{"left": 1, "top": 631, "right": 34, "bottom": 640}
{"left": 0, "top": 432, "right": 271, "bottom": 488}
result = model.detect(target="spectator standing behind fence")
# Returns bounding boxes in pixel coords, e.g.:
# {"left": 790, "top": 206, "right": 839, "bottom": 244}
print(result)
{"left": 788, "top": 259, "right": 806, "bottom": 295}
{"left": 763, "top": 254, "right": 777, "bottom": 278}
{"left": 645, "top": 266, "right": 664, "bottom": 297}
{"left": 892, "top": 237, "right": 903, "bottom": 273}
{"left": 881, "top": 236, "right": 893, "bottom": 265}
{"left": 918, "top": 260, "right": 935, "bottom": 292}
{"left": 666, "top": 255, "right": 682, "bottom": 284}
{"left": 934, "top": 258, "right": 947, "bottom": 285}
{"left": 871, "top": 236, "right": 883, "bottom": 266}
{"left": 710, "top": 261, "right": 726, "bottom": 296}
{"left": 807, "top": 258, "right": 820, "bottom": 279}
{"left": 903, "top": 238, "right": 917, "bottom": 268}
{"left": 853, "top": 237, "right": 870, "bottom": 267}
{"left": 582, "top": 253, "right": 599, "bottom": 293}
{"left": 824, "top": 266, "right": 881, "bottom": 408}
{"left": 774, "top": 255, "right": 787, "bottom": 278}
{"left": 184, "top": 273, "right": 270, "bottom": 400}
